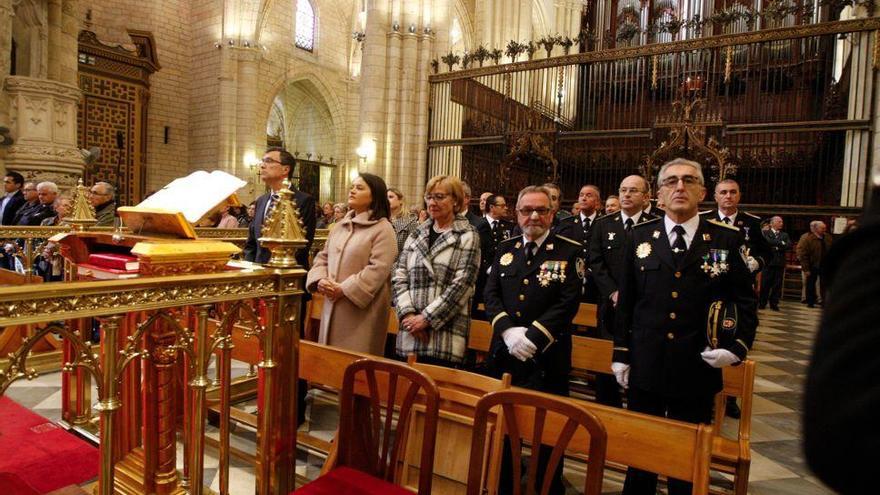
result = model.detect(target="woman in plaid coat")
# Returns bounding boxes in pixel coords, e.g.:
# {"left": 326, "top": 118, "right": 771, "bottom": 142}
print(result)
{"left": 392, "top": 176, "right": 480, "bottom": 366}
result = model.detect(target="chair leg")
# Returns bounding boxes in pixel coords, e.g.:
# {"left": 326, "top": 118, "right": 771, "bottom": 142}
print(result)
{"left": 733, "top": 460, "right": 750, "bottom": 495}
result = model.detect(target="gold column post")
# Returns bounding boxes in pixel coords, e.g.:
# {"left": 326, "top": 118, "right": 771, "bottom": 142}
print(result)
{"left": 255, "top": 179, "right": 307, "bottom": 494}
{"left": 188, "top": 304, "right": 213, "bottom": 495}
{"left": 96, "top": 315, "right": 123, "bottom": 495}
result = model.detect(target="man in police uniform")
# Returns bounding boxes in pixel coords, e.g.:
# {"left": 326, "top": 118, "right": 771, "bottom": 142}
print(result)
{"left": 613, "top": 159, "right": 757, "bottom": 495}
{"left": 485, "top": 185, "right": 582, "bottom": 495}
{"left": 557, "top": 184, "right": 602, "bottom": 302}
{"left": 473, "top": 194, "right": 515, "bottom": 315}
{"left": 701, "top": 177, "right": 768, "bottom": 418}
{"left": 588, "top": 175, "right": 656, "bottom": 407}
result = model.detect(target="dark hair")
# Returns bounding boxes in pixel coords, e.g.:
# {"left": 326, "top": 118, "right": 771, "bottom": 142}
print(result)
{"left": 483, "top": 194, "right": 502, "bottom": 213}
{"left": 5, "top": 171, "right": 23, "bottom": 187}
{"left": 358, "top": 173, "right": 391, "bottom": 220}
{"left": 265, "top": 146, "right": 297, "bottom": 180}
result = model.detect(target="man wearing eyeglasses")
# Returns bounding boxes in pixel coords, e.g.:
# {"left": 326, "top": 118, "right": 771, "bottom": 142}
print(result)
{"left": 243, "top": 147, "right": 317, "bottom": 267}
{"left": 587, "top": 175, "right": 657, "bottom": 407}
{"left": 88, "top": 181, "right": 117, "bottom": 226}
{"left": 612, "top": 159, "right": 757, "bottom": 495}
{"left": 12, "top": 182, "right": 39, "bottom": 225}
{"left": 1, "top": 172, "right": 26, "bottom": 225}
{"left": 485, "top": 185, "right": 582, "bottom": 494}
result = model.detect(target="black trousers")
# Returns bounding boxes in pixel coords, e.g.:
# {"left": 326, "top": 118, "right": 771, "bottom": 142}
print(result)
{"left": 760, "top": 265, "right": 784, "bottom": 308}
{"left": 498, "top": 439, "right": 565, "bottom": 495}
{"left": 594, "top": 302, "right": 623, "bottom": 408}
{"left": 805, "top": 267, "right": 821, "bottom": 306}
{"left": 622, "top": 387, "right": 715, "bottom": 495}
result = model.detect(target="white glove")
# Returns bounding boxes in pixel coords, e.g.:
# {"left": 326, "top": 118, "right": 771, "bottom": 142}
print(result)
{"left": 502, "top": 327, "right": 537, "bottom": 361}
{"left": 700, "top": 347, "right": 741, "bottom": 368}
{"left": 746, "top": 256, "right": 759, "bottom": 273}
{"left": 611, "top": 362, "right": 630, "bottom": 388}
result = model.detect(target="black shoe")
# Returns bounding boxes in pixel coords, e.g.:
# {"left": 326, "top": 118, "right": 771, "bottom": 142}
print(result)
{"left": 770, "top": 305, "right": 781, "bottom": 311}
{"left": 725, "top": 398, "right": 741, "bottom": 419}
{"left": 807, "top": 304, "right": 815, "bottom": 308}
{"left": 759, "top": 304, "right": 767, "bottom": 310}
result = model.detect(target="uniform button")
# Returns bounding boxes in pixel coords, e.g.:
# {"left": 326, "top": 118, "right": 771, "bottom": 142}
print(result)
{"left": 518, "top": 295, "right": 525, "bottom": 301}
{"left": 669, "top": 312, "right": 677, "bottom": 319}
{"left": 671, "top": 291, "right": 679, "bottom": 298}
{"left": 667, "top": 332, "right": 674, "bottom": 340}
{"left": 640, "top": 266, "right": 645, "bottom": 271}
{"left": 523, "top": 279, "right": 529, "bottom": 285}
{"left": 515, "top": 311, "right": 521, "bottom": 317}
{"left": 674, "top": 271, "right": 682, "bottom": 278}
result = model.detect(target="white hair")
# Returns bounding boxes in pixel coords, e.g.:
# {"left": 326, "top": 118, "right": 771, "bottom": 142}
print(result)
{"left": 36, "top": 181, "right": 59, "bottom": 193}
{"left": 657, "top": 158, "right": 705, "bottom": 187}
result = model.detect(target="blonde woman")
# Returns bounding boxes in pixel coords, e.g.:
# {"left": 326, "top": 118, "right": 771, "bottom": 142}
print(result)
{"left": 387, "top": 187, "right": 418, "bottom": 257}
{"left": 392, "top": 175, "right": 480, "bottom": 367}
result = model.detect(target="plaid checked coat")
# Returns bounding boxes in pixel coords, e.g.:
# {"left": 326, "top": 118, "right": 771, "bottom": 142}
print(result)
{"left": 392, "top": 215, "right": 480, "bottom": 363}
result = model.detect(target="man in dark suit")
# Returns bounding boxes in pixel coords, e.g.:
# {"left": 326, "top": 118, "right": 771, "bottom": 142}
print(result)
{"left": 613, "top": 159, "right": 757, "bottom": 495}
{"left": 11, "top": 182, "right": 39, "bottom": 225}
{"left": 588, "top": 175, "right": 656, "bottom": 407}
{"left": 1, "top": 172, "right": 25, "bottom": 225}
{"left": 243, "top": 147, "right": 316, "bottom": 268}
{"left": 16, "top": 182, "right": 57, "bottom": 226}
{"left": 556, "top": 184, "right": 601, "bottom": 302}
{"left": 485, "top": 185, "right": 582, "bottom": 495}
{"left": 473, "top": 194, "right": 514, "bottom": 316}
{"left": 460, "top": 181, "right": 482, "bottom": 228}
{"left": 760, "top": 216, "right": 790, "bottom": 311}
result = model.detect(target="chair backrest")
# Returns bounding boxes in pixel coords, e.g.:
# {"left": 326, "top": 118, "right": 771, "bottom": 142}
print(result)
{"left": 467, "top": 389, "right": 608, "bottom": 495}
{"left": 713, "top": 360, "right": 756, "bottom": 442}
{"left": 468, "top": 319, "right": 492, "bottom": 353}
{"left": 572, "top": 303, "right": 598, "bottom": 328}
{"left": 571, "top": 335, "right": 613, "bottom": 374}
{"left": 337, "top": 358, "right": 440, "bottom": 495}
{"left": 388, "top": 309, "right": 400, "bottom": 335}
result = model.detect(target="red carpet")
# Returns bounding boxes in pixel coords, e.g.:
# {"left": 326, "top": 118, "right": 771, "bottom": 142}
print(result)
{"left": 0, "top": 396, "right": 98, "bottom": 494}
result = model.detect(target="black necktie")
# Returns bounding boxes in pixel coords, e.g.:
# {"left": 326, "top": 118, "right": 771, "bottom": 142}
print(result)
{"left": 491, "top": 220, "right": 500, "bottom": 238}
{"left": 625, "top": 218, "right": 634, "bottom": 231}
{"left": 672, "top": 225, "right": 688, "bottom": 264}
{"left": 722, "top": 217, "right": 731, "bottom": 225}
{"left": 525, "top": 241, "right": 536, "bottom": 265}
{"left": 583, "top": 217, "right": 591, "bottom": 232}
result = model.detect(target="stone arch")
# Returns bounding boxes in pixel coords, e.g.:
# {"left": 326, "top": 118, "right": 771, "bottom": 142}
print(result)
{"left": 452, "top": 0, "right": 475, "bottom": 52}
{"left": 259, "top": 69, "right": 343, "bottom": 141}
{"left": 531, "top": 0, "right": 551, "bottom": 39}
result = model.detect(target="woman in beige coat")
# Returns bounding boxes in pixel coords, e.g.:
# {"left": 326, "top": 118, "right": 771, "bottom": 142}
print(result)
{"left": 306, "top": 173, "right": 398, "bottom": 355}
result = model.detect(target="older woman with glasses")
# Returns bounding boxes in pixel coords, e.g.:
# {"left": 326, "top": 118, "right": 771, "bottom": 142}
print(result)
{"left": 392, "top": 175, "right": 480, "bottom": 367}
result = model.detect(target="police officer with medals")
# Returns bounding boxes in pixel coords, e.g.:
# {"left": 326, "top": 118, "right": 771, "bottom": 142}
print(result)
{"left": 701, "top": 177, "right": 769, "bottom": 418}
{"left": 485, "top": 185, "right": 582, "bottom": 495}
{"left": 588, "top": 175, "right": 657, "bottom": 407}
{"left": 612, "top": 159, "right": 757, "bottom": 495}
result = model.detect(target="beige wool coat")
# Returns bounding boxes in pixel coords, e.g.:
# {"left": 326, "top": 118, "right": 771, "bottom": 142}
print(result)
{"left": 306, "top": 210, "right": 398, "bottom": 355}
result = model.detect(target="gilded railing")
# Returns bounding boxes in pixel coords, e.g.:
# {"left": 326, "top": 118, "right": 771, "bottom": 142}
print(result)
{"left": 0, "top": 183, "right": 309, "bottom": 495}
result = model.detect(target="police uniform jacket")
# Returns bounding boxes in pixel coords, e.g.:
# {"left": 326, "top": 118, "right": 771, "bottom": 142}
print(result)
{"left": 613, "top": 216, "right": 758, "bottom": 397}
{"left": 485, "top": 233, "right": 582, "bottom": 394}
{"left": 556, "top": 212, "right": 600, "bottom": 302}
{"left": 475, "top": 217, "right": 515, "bottom": 305}
{"left": 588, "top": 211, "right": 658, "bottom": 300}
{"left": 702, "top": 210, "right": 771, "bottom": 272}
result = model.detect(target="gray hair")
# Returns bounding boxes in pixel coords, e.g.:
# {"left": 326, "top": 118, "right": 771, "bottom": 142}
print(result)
{"left": 36, "top": 181, "right": 59, "bottom": 193}
{"left": 810, "top": 220, "right": 825, "bottom": 231}
{"left": 657, "top": 158, "right": 705, "bottom": 187}
{"left": 95, "top": 181, "right": 116, "bottom": 196}
{"left": 516, "top": 185, "right": 553, "bottom": 207}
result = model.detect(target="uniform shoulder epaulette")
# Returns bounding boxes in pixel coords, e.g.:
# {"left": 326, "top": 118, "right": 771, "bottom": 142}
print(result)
{"left": 699, "top": 210, "right": 714, "bottom": 216}
{"left": 633, "top": 217, "right": 662, "bottom": 228}
{"left": 500, "top": 236, "right": 520, "bottom": 244}
{"left": 595, "top": 212, "right": 615, "bottom": 222}
{"left": 742, "top": 211, "right": 762, "bottom": 220}
{"left": 708, "top": 219, "right": 740, "bottom": 231}
{"left": 554, "top": 234, "right": 581, "bottom": 246}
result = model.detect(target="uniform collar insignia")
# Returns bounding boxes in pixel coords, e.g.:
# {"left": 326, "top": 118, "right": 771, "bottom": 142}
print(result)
{"left": 515, "top": 241, "right": 522, "bottom": 249}
{"left": 608, "top": 232, "right": 616, "bottom": 240}
{"left": 703, "top": 233, "right": 712, "bottom": 241}
{"left": 652, "top": 230, "right": 661, "bottom": 239}
{"left": 546, "top": 243, "right": 554, "bottom": 251}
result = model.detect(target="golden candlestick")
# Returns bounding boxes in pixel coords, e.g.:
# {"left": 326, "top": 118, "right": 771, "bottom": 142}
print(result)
{"left": 67, "top": 178, "right": 97, "bottom": 232}
{"left": 258, "top": 179, "right": 307, "bottom": 268}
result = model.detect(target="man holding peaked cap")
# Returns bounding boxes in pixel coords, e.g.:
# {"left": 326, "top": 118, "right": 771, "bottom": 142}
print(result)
{"left": 612, "top": 158, "right": 757, "bottom": 495}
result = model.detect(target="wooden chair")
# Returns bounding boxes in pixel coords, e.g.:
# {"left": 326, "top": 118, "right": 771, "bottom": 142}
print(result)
{"left": 711, "top": 360, "right": 756, "bottom": 495}
{"left": 572, "top": 303, "right": 598, "bottom": 329}
{"left": 304, "top": 293, "right": 324, "bottom": 342}
{"left": 467, "top": 319, "right": 492, "bottom": 353}
{"left": 402, "top": 356, "right": 512, "bottom": 494}
{"left": 296, "top": 358, "right": 440, "bottom": 495}
{"left": 466, "top": 389, "right": 608, "bottom": 495}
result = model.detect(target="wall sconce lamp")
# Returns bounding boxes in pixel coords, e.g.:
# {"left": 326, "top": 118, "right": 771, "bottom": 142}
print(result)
{"left": 355, "top": 145, "right": 368, "bottom": 163}
{"left": 409, "top": 24, "right": 417, "bottom": 34}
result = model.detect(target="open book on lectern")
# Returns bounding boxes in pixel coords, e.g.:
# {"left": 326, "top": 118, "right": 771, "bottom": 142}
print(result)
{"left": 118, "top": 170, "right": 247, "bottom": 239}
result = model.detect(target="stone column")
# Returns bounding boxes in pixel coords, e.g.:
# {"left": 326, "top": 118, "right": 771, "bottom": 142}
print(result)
{"left": 0, "top": 0, "right": 13, "bottom": 172}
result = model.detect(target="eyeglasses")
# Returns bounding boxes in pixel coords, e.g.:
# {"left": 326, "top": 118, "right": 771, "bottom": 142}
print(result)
{"left": 517, "top": 207, "right": 551, "bottom": 216}
{"left": 424, "top": 193, "right": 449, "bottom": 202}
{"left": 261, "top": 157, "right": 283, "bottom": 165}
{"left": 619, "top": 187, "right": 645, "bottom": 195}
{"left": 89, "top": 190, "right": 109, "bottom": 196}
{"left": 660, "top": 175, "right": 702, "bottom": 188}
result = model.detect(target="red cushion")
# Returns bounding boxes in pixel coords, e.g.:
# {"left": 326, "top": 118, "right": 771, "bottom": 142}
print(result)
{"left": 294, "top": 466, "right": 414, "bottom": 495}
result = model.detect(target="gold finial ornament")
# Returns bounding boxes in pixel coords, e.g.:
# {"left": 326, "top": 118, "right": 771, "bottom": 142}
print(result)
{"left": 258, "top": 179, "right": 308, "bottom": 268}
{"left": 67, "top": 178, "right": 98, "bottom": 231}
